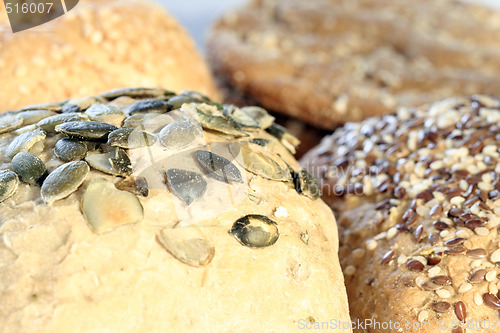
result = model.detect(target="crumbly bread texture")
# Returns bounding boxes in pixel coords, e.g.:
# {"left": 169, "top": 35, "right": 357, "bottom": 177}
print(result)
{"left": 0, "top": 0, "right": 219, "bottom": 111}
{"left": 0, "top": 89, "right": 350, "bottom": 333}
{"left": 302, "top": 96, "right": 500, "bottom": 332}
{"left": 207, "top": 0, "right": 500, "bottom": 129}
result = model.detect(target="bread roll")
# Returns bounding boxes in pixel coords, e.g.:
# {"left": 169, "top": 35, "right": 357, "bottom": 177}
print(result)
{"left": 207, "top": 0, "right": 500, "bottom": 129}
{"left": 0, "top": 88, "right": 350, "bottom": 332}
{"left": 0, "top": 0, "right": 219, "bottom": 111}
{"left": 302, "top": 95, "right": 500, "bottom": 332}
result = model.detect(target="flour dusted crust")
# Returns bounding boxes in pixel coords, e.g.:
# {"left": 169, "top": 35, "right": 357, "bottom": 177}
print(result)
{"left": 0, "top": 0, "right": 219, "bottom": 111}
{"left": 302, "top": 96, "right": 500, "bottom": 332}
{"left": 0, "top": 89, "right": 350, "bottom": 333}
{"left": 207, "top": 0, "right": 500, "bottom": 129}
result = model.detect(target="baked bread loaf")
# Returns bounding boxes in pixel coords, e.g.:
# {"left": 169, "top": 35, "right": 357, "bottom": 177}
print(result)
{"left": 207, "top": 0, "right": 500, "bottom": 129}
{"left": 0, "top": 0, "right": 219, "bottom": 111}
{"left": 302, "top": 96, "right": 500, "bottom": 332}
{"left": 0, "top": 88, "right": 350, "bottom": 332}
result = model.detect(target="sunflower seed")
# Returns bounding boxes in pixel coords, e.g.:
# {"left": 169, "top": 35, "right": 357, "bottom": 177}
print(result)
{"left": 166, "top": 168, "right": 207, "bottom": 205}
{"left": 297, "top": 169, "right": 321, "bottom": 200}
{"left": 100, "top": 87, "right": 173, "bottom": 100}
{"left": 84, "top": 103, "right": 126, "bottom": 127}
{"left": 0, "top": 170, "right": 19, "bottom": 203}
{"left": 230, "top": 214, "right": 279, "bottom": 248}
{"left": 157, "top": 226, "right": 215, "bottom": 267}
{"left": 81, "top": 178, "right": 143, "bottom": 234}
{"left": 5, "top": 128, "right": 46, "bottom": 159}
{"left": 107, "top": 128, "right": 157, "bottom": 148}
{"left": 41, "top": 161, "right": 89, "bottom": 204}
{"left": 54, "top": 138, "right": 88, "bottom": 162}
{"left": 265, "top": 123, "right": 300, "bottom": 154}
{"left": 128, "top": 99, "right": 170, "bottom": 115}
{"left": 222, "top": 105, "right": 260, "bottom": 128}
{"left": 196, "top": 107, "right": 248, "bottom": 137}
{"left": 114, "top": 176, "right": 149, "bottom": 197}
{"left": 55, "top": 121, "right": 118, "bottom": 142}
{"left": 37, "top": 113, "right": 90, "bottom": 132}
{"left": 85, "top": 148, "right": 132, "bottom": 176}
{"left": 240, "top": 106, "right": 275, "bottom": 129}
{"left": 11, "top": 152, "right": 47, "bottom": 185}
{"left": 159, "top": 121, "right": 199, "bottom": 149}
{"left": 194, "top": 150, "right": 243, "bottom": 183}
{"left": 17, "top": 110, "right": 57, "bottom": 125}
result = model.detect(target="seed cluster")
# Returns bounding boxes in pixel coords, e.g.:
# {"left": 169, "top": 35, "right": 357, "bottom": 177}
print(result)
{"left": 305, "top": 95, "right": 500, "bottom": 330}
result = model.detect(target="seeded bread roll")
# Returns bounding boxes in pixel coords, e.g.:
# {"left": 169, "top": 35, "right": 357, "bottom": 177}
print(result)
{"left": 0, "top": 88, "right": 350, "bottom": 333}
{"left": 0, "top": 0, "right": 219, "bottom": 111}
{"left": 302, "top": 96, "right": 500, "bottom": 332}
{"left": 207, "top": 0, "right": 500, "bottom": 129}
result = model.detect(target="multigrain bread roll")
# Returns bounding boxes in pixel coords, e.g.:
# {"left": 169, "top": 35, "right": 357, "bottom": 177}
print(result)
{"left": 302, "top": 96, "right": 500, "bottom": 332}
{"left": 207, "top": 0, "right": 500, "bottom": 129}
{"left": 0, "top": 88, "right": 350, "bottom": 333}
{"left": 0, "top": 0, "right": 219, "bottom": 111}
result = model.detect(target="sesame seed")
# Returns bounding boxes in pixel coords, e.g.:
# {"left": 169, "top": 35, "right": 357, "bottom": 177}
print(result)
{"left": 397, "top": 254, "right": 408, "bottom": 265}
{"left": 450, "top": 196, "right": 465, "bottom": 206}
{"left": 366, "top": 239, "right": 377, "bottom": 251}
{"left": 418, "top": 310, "right": 429, "bottom": 322}
{"left": 458, "top": 283, "right": 473, "bottom": 294}
{"left": 413, "top": 256, "right": 427, "bottom": 265}
{"left": 386, "top": 227, "right": 398, "bottom": 240}
{"left": 489, "top": 282, "right": 499, "bottom": 294}
{"left": 474, "top": 292, "right": 483, "bottom": 305}
{"left": 436, "top": 289, "right": 451, "bottom": 298}
{"left": 428, "top": 266, "right": 441, "bottom": 277}
{"left": 474, "top": 227, "right": 490, "bottom": 236}
{"left": 486, "top": 271, "right": 497, "bottom": 282}
{"left": 352, "top": 248, "right": 365, "bottom": 259}
{"left": 440, "top": 230, "right": 450, "bottom": 238}
{"left": 344, "top": 265, "right": 356, "bottom": 276}
{"left": 491, "top": 249, "right": 500, "bottom": 263}
{"left": 470, "top": 260, "right": 482, "bottom": 269}
{"left": 374, "top": 232, "right": 387, "bottom": 241}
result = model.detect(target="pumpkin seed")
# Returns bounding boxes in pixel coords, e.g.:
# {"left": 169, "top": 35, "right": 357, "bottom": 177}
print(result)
{"left": 6, "top": 128, "right": 46, "bottom": 159}
{"left": 248, "top": 138, "right": 274, "bottom": 149}
{"left": 17, "top": 110, "right": 57, "bottom": 125}
{"left": 81, "top": 178, "right": 144, "bottom": 234}
{"left": 178, "top": 90, "right": 211, "bottom": 102}
{"left": 166, "top": 168, "right": 207, "bottom": 205}
{"left": 265, "top": 123, "right": 300, "bottom": 154}
{"left": 0, "top": 113, "right": 24, "bottom": 134}
{"left": 12, "top": 124, "right": 38, "bottom": 136}
{"left": 233, "top": 142, "right": 291, "bottom": 181}
{"left": 223, "top": 105, "right": 260, "bottom": 128}
{"left": 166, "top": 94, "right": 204, "bottom": 110}
{"left": 37, "top": 113, "right": 90, "bottom": 132}
{"left": 115, "top": 176, "right": 149, "bottom": 197}
{"left": 11, "top": 152, "right": 47, "bottom": 185}
{"left": 84, "top": 103, "right": 126, "bottom": 127}
{"left": 54, "top": 138, "right": 88, "bottom": 162}
{"left": 230, "top": 214, "right": 279, "bottom": 248}
{"left": 62, "top": 96, "right": 105, "bottom": 113}
{"left": 19, "top": 101, "right": 64, "bottom": 112}
{"left": 100, "top": 87, "right": 174, "bottom": 100}
{"left": 296, "top": 169, "right": 321, "bottom": 200}
{"left": 55, "top": 121, "right": 118, "bottom": 142}
{"left": 128, "top": 99, "right": 170, "bottom": 115}
{"left": 240, "top": 106, "right": 275, "bottom": 129}
{"left": 159, "top": 121, "right": 199, "bottom": 149}
{"left": 157, "top": 226, "right": 215, "bottom": 267}
{"left": 0, "top": 170, "right": 19, "bottom": 203}
{"left": 85, "top": 147, "right": 132, "bottom": 176}
{"left": 41, "top": 161, "right": 89, "bottom": 204}
{"left": 196, "top": 106, "right": 248, "bottom": 137}
{"left": 107, "top": 128, "right": 157, "bottom": 148}
{"left": 194, "top": 150, "right": 243, "bottom": 183}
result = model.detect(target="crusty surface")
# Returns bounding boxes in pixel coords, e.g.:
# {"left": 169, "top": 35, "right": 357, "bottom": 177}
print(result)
{"left": 0, "top": 90, "right": 350, "bottom": 333}
{"left": 0, "top": 0, "right": 219, "bottom": 111}
{"left": 302, "top": 96, "right": 500, "bottom": 332}
{"left": 207, "top": 0, "right": 500, "bottom": 129}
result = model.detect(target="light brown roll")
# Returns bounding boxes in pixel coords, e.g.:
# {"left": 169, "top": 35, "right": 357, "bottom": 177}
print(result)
{"left": 0, "top": 88, "right": 350, "bottom": 333}
{"left": 207, "top": 0, "right": 500, "bottom": 129}
{"left": 302, "top": 95, "right": 500, "bottom": 332}
{"left": 0, "top": 0, "right": 219, "bottom": 112}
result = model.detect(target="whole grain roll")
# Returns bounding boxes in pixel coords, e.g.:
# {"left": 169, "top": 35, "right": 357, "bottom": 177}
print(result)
{"left": 302, "top": 96, "right": 500, "bottom": 332}
{"left": 0, "top": 88, "right": 350, "bottom": 333}
{"left": 207, "top": 0, "right": 500, "bottom": 129}
{"left": 0, "top": 0, "right": 219, "bottom": 111}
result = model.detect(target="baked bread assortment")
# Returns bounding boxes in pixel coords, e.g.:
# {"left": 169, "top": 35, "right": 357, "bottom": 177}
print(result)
{"left": 302, "top": 96, "right": 500, "bottom": 332}
{"left": 0, "top": 0, "right": 219, "bottom": 112}
{"left": 207, "top": 0, "right": 500, "bottom": 129}
{"left": 0, "top": 88, "right": 350, "bottom": 332}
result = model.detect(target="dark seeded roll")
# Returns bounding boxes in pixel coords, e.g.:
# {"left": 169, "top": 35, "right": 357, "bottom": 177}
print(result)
{"left": 0, "top": 88, "right": 350, "bottom": 333}
{"left": 302, "top": 96, "right": 500, "bottom": 333}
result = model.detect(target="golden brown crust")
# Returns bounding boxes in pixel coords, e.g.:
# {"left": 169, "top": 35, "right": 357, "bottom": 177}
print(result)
{"left": 302, "top": 96, "right": 500, "bottom": 332}
{"left": 207, "top": 0, "right": 500, "bottom": 129}
{"left": 0, "top": 0, "right": 220, "bottom": 111}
